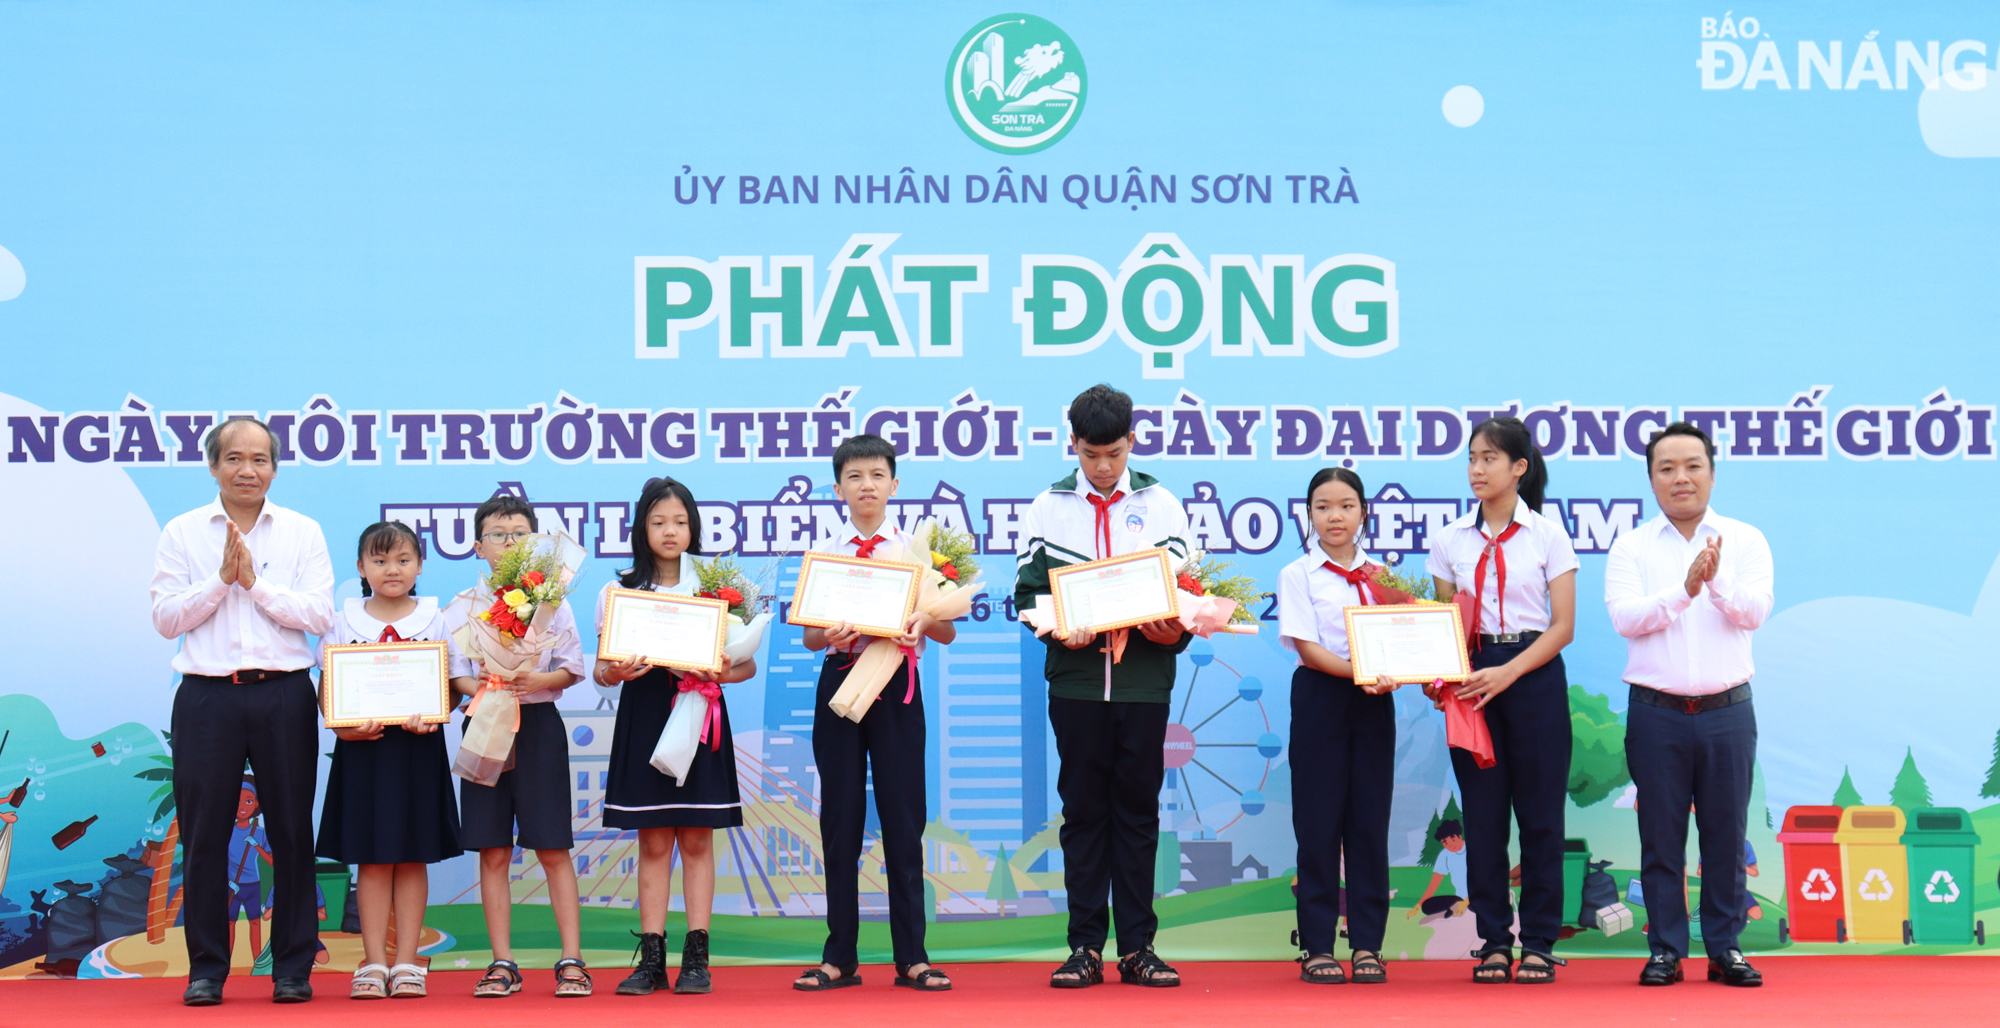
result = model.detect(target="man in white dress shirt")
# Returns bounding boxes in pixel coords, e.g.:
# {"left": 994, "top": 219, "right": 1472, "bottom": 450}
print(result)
{"left": 150, "top": 418, "right": 334, "bottom": 1005}
{"left": 1605, "top": 422, "right": 1771, "bottom": 988}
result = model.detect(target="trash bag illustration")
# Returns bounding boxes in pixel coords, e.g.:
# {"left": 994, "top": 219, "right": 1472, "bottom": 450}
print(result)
{"left": 1577, "top": 860, "right": 1618, "bottom": 929}
{"left": 45, "top": 879, "right": 99, "bottom": 962}
{"left": 95, "top": 855, "right": 152, "bottom": 942}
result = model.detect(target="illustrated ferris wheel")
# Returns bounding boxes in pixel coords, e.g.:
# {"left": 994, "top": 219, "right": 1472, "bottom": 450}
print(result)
{"left": 1162, "top": 637, "right": 1283, "bottom": 835}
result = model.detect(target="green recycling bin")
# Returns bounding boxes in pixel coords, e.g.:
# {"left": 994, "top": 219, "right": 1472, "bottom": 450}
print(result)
{"left": 315, "top": 862, "right": 354, "bottom": 935}
{"left": 1900, "top": 807, "right": 1985, "bottom": 946}
{"left": 1562, "top": 838, "right": 1591, "bottom": 926}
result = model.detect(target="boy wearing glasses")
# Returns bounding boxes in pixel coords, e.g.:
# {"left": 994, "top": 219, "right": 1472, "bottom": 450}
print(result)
{"left": 442, "top": 494, "right": 591, "bottom": 996}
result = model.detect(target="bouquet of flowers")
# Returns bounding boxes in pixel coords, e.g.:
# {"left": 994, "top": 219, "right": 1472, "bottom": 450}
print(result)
{"left": 1365, "top": 559, "right": 1436, "bottom": 604}
{"left": 1175, "top": 551, "right": 1263, "bottom": 627}
{"left": 650, "top": 555, "right": 776, "bottom": 785}
{"left": 452, "top": 533, "right": 581, "bottom": 786}
{"left": 826, "top": 517, "right": 987, "bottom": 723}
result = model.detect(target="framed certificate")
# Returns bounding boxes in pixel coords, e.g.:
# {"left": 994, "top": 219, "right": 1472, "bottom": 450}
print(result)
{"left": 1343, "top": 604, "right": 1473, "bottom": 685}
{"left": 319, "top": 641, "right": 452, "bottom": 728}
{"left": 597, "top": 588, "right": 730, "bottom": 674}
{"left": 1049, "top": 548, "right": 1181, "bottom": 636}
{"left": 788, "top": 552, "right": 924, "bottom": 637}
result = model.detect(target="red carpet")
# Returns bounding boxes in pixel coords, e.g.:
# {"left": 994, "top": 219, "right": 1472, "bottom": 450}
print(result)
{"left": 6, "top": 958, "right": 1996, "bottom": 1027}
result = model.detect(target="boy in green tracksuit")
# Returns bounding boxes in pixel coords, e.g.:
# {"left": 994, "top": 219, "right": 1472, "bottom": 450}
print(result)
{"left": 1015, "top": 384, "right": 1191, "bottom": 989}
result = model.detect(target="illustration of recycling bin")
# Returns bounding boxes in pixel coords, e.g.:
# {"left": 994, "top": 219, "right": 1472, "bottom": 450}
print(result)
{"left": 1900, "top": 807, "right": 1985, "bottom": 946}
{"left": 1776, "top": 805, "right": 1846, "bottom": 943}
{"left": 1562, "top": 838, "right": 1591, "bottom": 925}
{"left": 1833, "top": 805, "right": 1909, "bottom": 944}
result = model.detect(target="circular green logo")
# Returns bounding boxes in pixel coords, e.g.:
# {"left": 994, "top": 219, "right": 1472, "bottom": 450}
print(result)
{"left": 946, "top": 13, "right": 1087, "bottom": 154}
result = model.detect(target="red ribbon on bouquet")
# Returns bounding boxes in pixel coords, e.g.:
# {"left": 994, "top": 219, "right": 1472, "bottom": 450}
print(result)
{"left": 677, "top": 678, "right": 724, "bottom": 751}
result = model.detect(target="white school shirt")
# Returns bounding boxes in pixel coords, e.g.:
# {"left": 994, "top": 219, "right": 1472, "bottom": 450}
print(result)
{"left": 151, "top": 497, "right": 335, "bottom": 676}
{"left": 1424, "top": 502, "right": 1578, "bottom": 635}
{"left": 326, "top": 595, "right": 450, "bottom": 647}
{"left": 812, "top": 519, "right": 929, "bottom": 658}
{"left": 442, "top": 587, "right": 586, "bottom": 705}
{"left": 1277, "top": 549, "right": 1383, "bottom": 663}
{"left": 1603, "top": 508, "right": 1773, "bottom": 696}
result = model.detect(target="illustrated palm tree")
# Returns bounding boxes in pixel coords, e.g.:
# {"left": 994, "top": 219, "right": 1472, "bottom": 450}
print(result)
{"left": 131, "top": 730, "right": 182, "bottom": 944}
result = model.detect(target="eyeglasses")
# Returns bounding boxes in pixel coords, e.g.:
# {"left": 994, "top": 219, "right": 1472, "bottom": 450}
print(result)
{"left": 480, "top": 532, "right": 529, "bottom": 545}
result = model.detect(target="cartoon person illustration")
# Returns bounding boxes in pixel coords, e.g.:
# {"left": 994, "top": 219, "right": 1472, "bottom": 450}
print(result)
{"left": 228, "top": 777, "right": 275, "bottom": 961}
{"left": 1696, "top": 839, "right": 1762, "bottom": 921}
{"left": 1409, "top": 819, "right": 1472, "bottom": 922}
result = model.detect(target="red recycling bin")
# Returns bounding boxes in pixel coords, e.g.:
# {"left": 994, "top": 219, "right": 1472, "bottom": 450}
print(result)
{"left": 1777, "top": 805, "right": 1847, "bottom": 943}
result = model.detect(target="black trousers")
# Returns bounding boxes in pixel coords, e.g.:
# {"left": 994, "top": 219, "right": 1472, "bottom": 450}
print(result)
{"left": 1290, "top": 668, "right": 1395, "bottom": 954}
{"left": 1049, "top": 695, "right": 1168, "bottom": 955}
{"left": 1449, "top": 644, "right": 1570, "bottom": 956}
{"left": 813, "top": 658, "right": 929, "bottom": 967}
{"left": 1627, "top": 691, "right": 1757, "bottom": 960}
{"left": 170, "top": 672, "right": 320, "bottom": 981}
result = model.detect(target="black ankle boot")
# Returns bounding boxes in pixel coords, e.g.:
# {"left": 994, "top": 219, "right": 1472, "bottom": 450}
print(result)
{"left": 616, "top": 932, "right": 669, "bottom": 995}
{"left": 674, "top": 929, "right": 712, "bottom": 994}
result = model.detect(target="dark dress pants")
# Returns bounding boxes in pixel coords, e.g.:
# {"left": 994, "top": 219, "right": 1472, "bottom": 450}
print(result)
{"left": 1290, "top": 667, "right": 1395, "bottom": 954}
{"left": 1049, "top": 695, "right": 1169, "bottom": 956}
{"left": 1627, "top": 691, "right": 1757, "bottom": 960}
{"left": 814, "top": 658, "right": 930, "bottom": 967}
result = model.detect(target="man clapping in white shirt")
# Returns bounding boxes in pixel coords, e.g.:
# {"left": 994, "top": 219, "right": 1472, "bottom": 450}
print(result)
{"left": 1605, "top": 422, "right": 1771, "bottom": 989}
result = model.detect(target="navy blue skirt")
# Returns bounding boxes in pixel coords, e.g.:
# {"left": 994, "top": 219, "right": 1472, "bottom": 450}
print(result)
{"left": 316, "top": 727, "right": 462, "bottom": 865}
{"left": 603, "top": 666, "right": 745, "bottom": 829}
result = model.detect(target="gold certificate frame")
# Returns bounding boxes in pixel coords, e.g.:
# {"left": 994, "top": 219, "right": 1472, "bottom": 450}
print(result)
{"left": 1342, "top": 603, "right": 1473, "bottom": 685}
{"left": 597, "top": 588, "right": 731, "bottom": 674}
{"left": 319, "top": 640, "right": 452, "bottom": 729}
{"left": 1048, "top": 548, "right": 1181, "bottom": 636}
{"left": 788, "top": 551, "right": 924, "bottom": 638}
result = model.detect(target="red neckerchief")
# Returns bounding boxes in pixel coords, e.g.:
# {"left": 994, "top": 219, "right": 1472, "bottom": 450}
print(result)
{"left": 377, "top": 625, "right": 404, "bottom": 643}
{"left": 1085, "top": 490, "right": 1126, "bottom": 558}
{"left": 1470, "top": 520, "right": 1524, "bottom": 643}
{"left": 852, "top": 534, "right": 884, "bottom": 559}
{"left": 1323, "top": 560, "right": 1379, "bottom": 606}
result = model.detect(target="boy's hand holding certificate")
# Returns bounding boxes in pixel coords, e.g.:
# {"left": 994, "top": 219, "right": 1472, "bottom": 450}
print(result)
{"left": 321, "top": 641, "right": 452, "bottom": 729}
{"left": 1048, "top": 548, "right": 1181, "bottom": 637}
{"left": 788, "top": 552, "right": 924, "bottom": 637}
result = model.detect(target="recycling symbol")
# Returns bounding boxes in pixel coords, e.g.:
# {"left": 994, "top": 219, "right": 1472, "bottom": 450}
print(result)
{"left": 1858, "top": 868, "right": 1896, "bottom": 901}
{"left": 1924, "top": 870, "right": 1960, "bottom": 904}
{"left": 1800, "top": 867, "right": 1838, "bottom": 902}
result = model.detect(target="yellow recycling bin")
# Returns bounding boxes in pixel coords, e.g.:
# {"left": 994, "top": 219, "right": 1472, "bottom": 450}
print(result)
{"left": 1833, "top": 805, "right": 1910, "bottom": 944}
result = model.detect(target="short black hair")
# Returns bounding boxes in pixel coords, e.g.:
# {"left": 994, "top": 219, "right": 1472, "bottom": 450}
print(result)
{"left": 356, "top": 521, "right": 424, "bottom": 597}
{"left": 1436, "top": 818, "right": 1463, "bottom": 841}
{"left": 205, "top": 417, "right": 280, "bottom": 467}
{"left": 620, "top": 477, "right": 703, "bottom": 588}
{"left": 833, "top": 433, "right": 897, "bottom": 478}
{"left": 473, "top": 494, "right": 538, "bottom": 538}
{"left": 1645, "top": 421, "right": 1717, "bottom": 467}
{"left": 1067, "top": 383, "right": 1133, "bottom": 446}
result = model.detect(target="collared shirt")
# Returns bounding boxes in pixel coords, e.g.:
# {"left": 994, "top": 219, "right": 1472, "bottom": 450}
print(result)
{"left": 1603, "top": 508, "right": 1772, "bottom": 696}
{"left": 326, "top": 595, "right": 449, "bottom": 647}
{"left": 812, "top": 520, "right": 928, "bottom": 657}
{"left": 594, "top": 552, "right": 699, "bottom": 629}
{"left": 443, "top": 588, "right": 586, "bottom": 705}
{"left": 1277, "top": 548, "right": 1382, "bottom": 663}
{"left": 1424, "top": 501, "right": 1578, "bottom": 635}
{"left": 151, "top": 497, "right": 335, "bottom": 676}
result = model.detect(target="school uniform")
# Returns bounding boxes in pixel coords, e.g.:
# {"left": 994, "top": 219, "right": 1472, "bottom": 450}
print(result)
{"left": 1277, "top": 549, "right": 1394, "bottom": 956}
{"left": 1014, "top": 467, "right": 1191, "bottom": 957}
{"left": 596, "top": 557, "right": 745, "bottom": 829}
{"left": 1605, "top": 509, "right": 1772, "bottom": 962}
{"left": 315, "top": 597, "right": 464, "bottom": 866}
{"left": 444, "top": 590, "right": 586, "bottom": 852}
{"left": 1425, "top": 502, "right": 1578, "bottom": 958}
{"left": 811, "top": 521, "right": 931, "bottom": 969}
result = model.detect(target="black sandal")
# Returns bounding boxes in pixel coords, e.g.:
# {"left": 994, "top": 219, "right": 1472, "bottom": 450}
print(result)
{"left": 1349, "top": 950, "right": 1387, "bottom": 984}
{"left": 1472, "top": 948, "right": 1513, "bottom": 984}
{"left": 1049, "top": 947, "right": 1103, "bottom": 989}
{"left": 1298, "top": 954, "right": 1345, "bottom": 984}
{"left": 1515, "top": 950, "right": 1565, "bottom": 984}
{"left": 793, "top": 963, "right": 862, "bottom": 992}
{"left": 895, "top": 963, "right": 953, "bottom": 991}
{"left": 1117, "top": 946, "right": 1180, "bottom": 988}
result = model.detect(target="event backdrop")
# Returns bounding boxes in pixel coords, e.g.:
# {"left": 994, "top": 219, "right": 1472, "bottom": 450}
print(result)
{"left": 2, "top": 1, "right": 1997, "bottom": 977}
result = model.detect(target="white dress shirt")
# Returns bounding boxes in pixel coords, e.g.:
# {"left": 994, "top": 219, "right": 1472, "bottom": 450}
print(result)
{"left": 1277, "top": 549, "right": 1382, "bottom": 663}
{"left": 326, "top": 595, "right": 449, "bottom": 647}
{"left": 443, "top": 587, "right": 586, "bottom": 704}
{"left": 151, "top": 497, "right": 335, "bottom": 676}
{"left": 813, "top": 519, "right": 928, "bottom": 657}
{"left": 1425, "top": 502, "right": 1578, "bottom": 635}
{"left": 1604, "top": 508, "right": 1773, "bottom": 696}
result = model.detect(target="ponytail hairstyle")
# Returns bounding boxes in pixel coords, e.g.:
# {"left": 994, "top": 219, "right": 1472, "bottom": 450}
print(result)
{"left": 1468, "top": 416, "right": 1548, "bottom": 512}
{"left": 356, "top": 521, "right": 424, "bottom": 597}
{"left": 1303, "top": 467, "right": 1368, "bottom": 550}
{"left": 620, "top": 477, "right": 703, "bottom": 589}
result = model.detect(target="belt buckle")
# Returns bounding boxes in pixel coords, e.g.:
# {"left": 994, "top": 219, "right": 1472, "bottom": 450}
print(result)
{"left": 1683, "top": 696, "right": 1702, "bottom": 715}
{"left": 230, "top": 670, "right": 246, "bottom": 685}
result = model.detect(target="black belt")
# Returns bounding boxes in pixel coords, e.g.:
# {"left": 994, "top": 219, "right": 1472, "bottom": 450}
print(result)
{"left": 185, "top": 668, "right": 300, "bottom": 685}
{"left": 1628, "top": 681, "right": 1752, "bottom": 715}
{"left": 1478, "top": 630, "right": 1542, "bottom": 645}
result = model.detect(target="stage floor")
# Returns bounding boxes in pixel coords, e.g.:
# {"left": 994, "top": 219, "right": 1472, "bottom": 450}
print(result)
{"left": 5, "top": 957, "right": 1997, "bottom": 1027}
